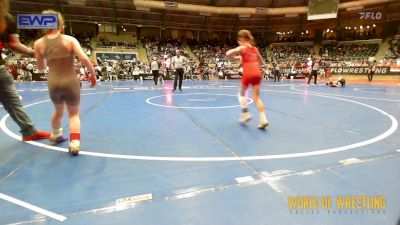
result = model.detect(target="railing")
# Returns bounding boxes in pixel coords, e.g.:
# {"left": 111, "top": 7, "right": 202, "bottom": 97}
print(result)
{"left": 337, "top": 39, "right": 382, "bottom": 45}
{"left": 271, "top": 41, "right": 313, "bottom": 46}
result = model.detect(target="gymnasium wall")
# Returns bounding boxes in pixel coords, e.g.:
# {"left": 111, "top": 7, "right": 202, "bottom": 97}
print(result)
{"left": 140, "top": 28, "right": 160, "bottom": 38}
{"left": 70, "top": 22, "right": 97, "bottom": 37}
{"left": 99, "top": 32, "right": 138, "bottom": 43}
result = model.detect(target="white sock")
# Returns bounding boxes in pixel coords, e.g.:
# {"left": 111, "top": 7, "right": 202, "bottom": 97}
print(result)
{"left": 259, "top": 113, "right": 268, "bottom": 123}
{"left": 70, "top": 140, "right": 80, "bottom": 148}
{"left": 237, "top": 94, "right": 248, "bottom": 110}
{"left": 52, "top": 128, "right": 63, "bottom": 137}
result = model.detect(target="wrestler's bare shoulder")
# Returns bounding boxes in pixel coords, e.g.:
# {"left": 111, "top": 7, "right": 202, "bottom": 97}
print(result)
{"left": 62, "top": 35, "right": 79, "bottom": 43}
{"left": 34, "top": 37, "right": 45, "bottom": 47}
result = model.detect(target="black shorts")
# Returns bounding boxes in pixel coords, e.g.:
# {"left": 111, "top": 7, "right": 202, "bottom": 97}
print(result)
{"left": 311, "top": 70, "right": 318, "bottom": 77}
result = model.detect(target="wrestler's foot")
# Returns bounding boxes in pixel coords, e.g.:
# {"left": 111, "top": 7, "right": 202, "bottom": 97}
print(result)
{"left": 69, "top": 137, "right": 80, "bottom": 156}
{"left": 69, "top": 145, "right": 80, "bottom": 156}
{"left": 239, "top": 112, "right": 252, "bottom": 123}
{"left": 258, "top": 120, "right": 269, "bottom": 129}
{"left": 50, "top": 134, "right": 68, "bottom": 144}
{"left": 22, "top": 131, "right": 51, "bottom": 142}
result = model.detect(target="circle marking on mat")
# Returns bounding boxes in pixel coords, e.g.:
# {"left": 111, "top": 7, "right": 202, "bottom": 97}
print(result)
{"left": 0, "top": 89, "right": 397, "bottom": 161}
{"left": 290, "top": 86, "right": 400, "bottom": 102}
{"left": 354, "top": 88, "right": 400, "bottom": 95}
{"left": 146, "top": 93, "right": 253, "bottom": 109}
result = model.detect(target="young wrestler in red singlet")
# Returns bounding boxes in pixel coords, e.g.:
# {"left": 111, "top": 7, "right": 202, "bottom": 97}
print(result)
{"left": 226, "top": 30, "right": 269, "bottom": 129}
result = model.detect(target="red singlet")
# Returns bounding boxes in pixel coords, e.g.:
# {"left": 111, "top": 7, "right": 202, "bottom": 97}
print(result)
{"left": 241, "top": 46, "right": 261, "bottom": 87}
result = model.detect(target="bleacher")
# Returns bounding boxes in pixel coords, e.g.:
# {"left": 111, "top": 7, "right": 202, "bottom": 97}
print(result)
{"left": 190, "top": 40, "right": 235, "bottom": 65}
{"left": 143, "top": 38, "right": 188, "bottom": 61}
{"left": 270, "top": 44, "right": 313, "bottom": 63}
{"left": 321, "top": 43, "right": 379, "bottom": 61}
{"left": 96, "top": 33, "right": 138, "bottom": 50}
{"left": 96, "top": 41, "right": 138, "bottom": 49}
{"left": 384, "top": 36, "right": 400, "bottom": 59}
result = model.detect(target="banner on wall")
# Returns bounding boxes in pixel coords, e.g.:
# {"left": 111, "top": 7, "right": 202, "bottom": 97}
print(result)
{"left": 225, "top": 66, "right": 396, "bottom": 80}
{"left": 227, "top": 74, "right": 242, "bottom": 79}
{"left": 330, "top": 67, "right": 390, "bottom": 75}
{"left": 390, "top": 65, "right": 400, "bottom": 73}
{"left": 139, "top": 73, "right": 154, "bottom": 80}
{"left": 96, "top": 52, "right": 137, "bottom": 61}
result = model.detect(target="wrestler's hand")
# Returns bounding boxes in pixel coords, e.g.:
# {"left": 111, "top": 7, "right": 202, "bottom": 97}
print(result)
{"left": 90, "top": 75, "right": 97, "bottom": 88}
{"left": 29, "top": 49, "right": 36, "bottom": 58}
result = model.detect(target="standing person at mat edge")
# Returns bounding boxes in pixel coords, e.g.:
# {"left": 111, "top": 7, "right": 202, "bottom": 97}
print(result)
{"left": 368, "top": 60, "right": 376, "bottom": 82}
{"left": 34, "top": 10, "right": 96, "bottom": 156}
{"left": 273, "top": 61, "right": 281, "bottom": 82}
{"left": 0, "top": 0, "right": 51, "bottom": 141}
{"left": 308, "top": 57, "right": 320, "bottom": 85}
{"left": 151, "top": 57, "right": 160, "bottom": 86}
{"left": 172, "top": 50, "right": 188, "bottom": 92}
{"left": 226, "top": 30, "right": 269, "bottom": 129}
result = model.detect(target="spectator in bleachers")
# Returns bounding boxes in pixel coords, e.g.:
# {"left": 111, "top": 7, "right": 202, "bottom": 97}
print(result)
{"left": 321, "top": 44, "right": 379, "bottom": 62}
{"left": 271, "top": 45, "right": 312, "bottom": 64}
{"left": 385, "top": 39, "right": 400, "bottom": 60}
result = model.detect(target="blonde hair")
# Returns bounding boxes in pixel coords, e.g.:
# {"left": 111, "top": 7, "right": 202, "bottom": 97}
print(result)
{"left": 41, "top": 9, "right": 64, "bottom": 35}
{"left": 237, "top": 29, "right": 255, "bottom": 46}
{"left": 0, "top": 0, "right": 10, "bottom": 32}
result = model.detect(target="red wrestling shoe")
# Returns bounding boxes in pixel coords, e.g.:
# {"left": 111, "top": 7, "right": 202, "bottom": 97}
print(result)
{"left": 22, "top": 131, "right": 51, "bottom": 142}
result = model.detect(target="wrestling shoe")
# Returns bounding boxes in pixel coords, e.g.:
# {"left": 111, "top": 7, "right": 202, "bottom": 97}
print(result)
{"left": 258, "top": 120, "right": 269, "bottom": 129}
{"left": 22, "top": 131, "right": 51, "bottom": 142}
{"left": 239, "top": 112, "right": 252, "bottom": 123}
{"left": 69, "top": 145, "right": 80, "bottom": 156}
{"left": 50, "top": 134, "right": 68, "bottom": 144}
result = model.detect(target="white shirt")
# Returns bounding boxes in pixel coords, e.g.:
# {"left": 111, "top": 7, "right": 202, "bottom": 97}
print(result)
{"left": 150, "top": 61, "right": 159, "bottom": 71}
{"left": 172, "top": 55, "right": 188, "bottom": 69}
{"left": 133, "top": 68, "right": 139, "bottom": 75}
{"left": 312, "top": 61, "right": 320, "bottom": 71}
{"left": 27, "top": 63, "right": 34, "bottom": 70}
{"left": 165, "top": 58, "right": 171, "bottom": 69}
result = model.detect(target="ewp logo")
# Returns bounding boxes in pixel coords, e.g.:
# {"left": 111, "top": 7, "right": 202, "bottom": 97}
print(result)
{"left": 17, "top": 14, "right": 58, "bottom": 29}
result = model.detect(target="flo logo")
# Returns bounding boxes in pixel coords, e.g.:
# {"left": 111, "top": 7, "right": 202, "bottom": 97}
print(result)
{"left": 17, "top": 14, "right": 58, "bottom": 29}
{"left": 359, "top": 12, "right": 382, "bottom": 20}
